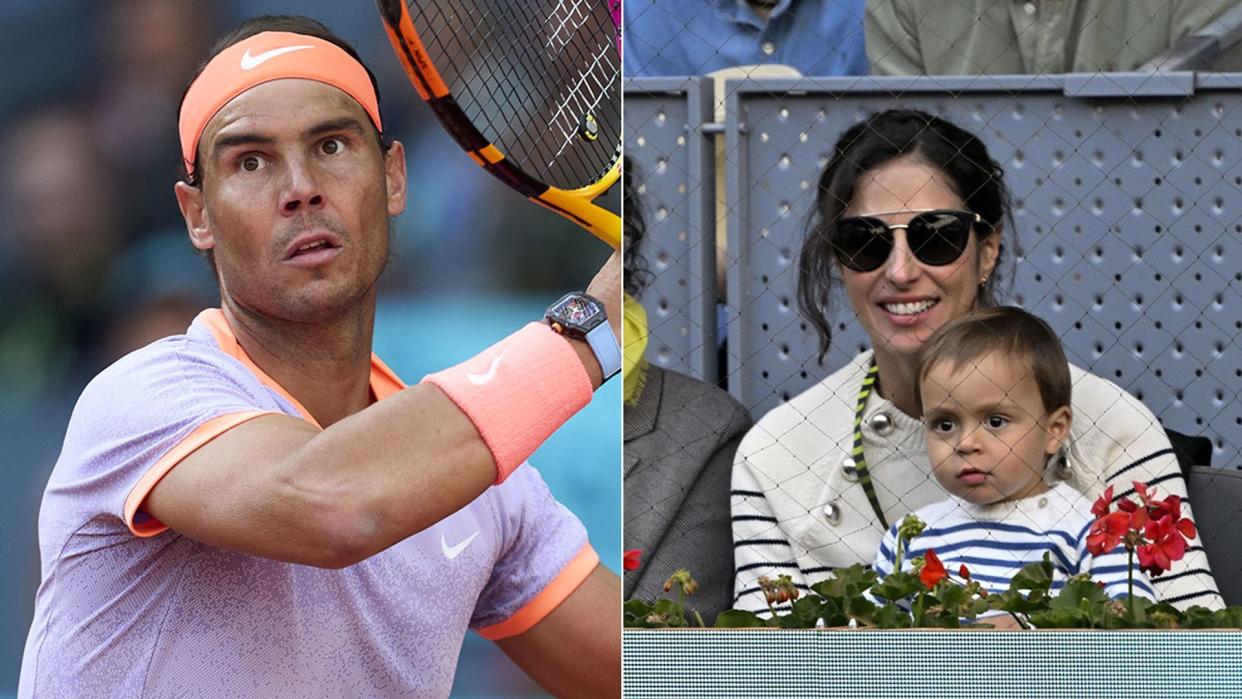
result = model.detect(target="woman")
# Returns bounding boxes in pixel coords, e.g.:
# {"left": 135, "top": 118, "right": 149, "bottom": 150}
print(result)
{"left": 731, "top": 109, "right": 1222, "bottom": 614}
{"left": 624, "top": 161, "right": 753, "bottom": 622}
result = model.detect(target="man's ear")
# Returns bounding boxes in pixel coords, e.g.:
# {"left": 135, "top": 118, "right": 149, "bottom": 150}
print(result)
{"left": 384, "top": 140, "right": 407, "bottom": 217}
{"left": 175, "top": 181, "right": 213, "bottom": 253}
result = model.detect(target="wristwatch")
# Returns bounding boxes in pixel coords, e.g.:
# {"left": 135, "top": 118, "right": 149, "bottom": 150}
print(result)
{"left": 545, "top": 292, "right": 621, "bottom": 381}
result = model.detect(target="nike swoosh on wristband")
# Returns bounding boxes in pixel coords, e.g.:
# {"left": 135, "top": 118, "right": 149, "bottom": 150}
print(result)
{"left": 441, "top": 531, "right": 480, "bottom": 560}
{"left": 240, "top": 45, "right": 315, "bottom": 70}
{"left": 466, "top": 353, "right": 505, "bottom": 385}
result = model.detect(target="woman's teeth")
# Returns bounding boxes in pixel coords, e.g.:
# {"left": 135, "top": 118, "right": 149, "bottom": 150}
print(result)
{"left": 883, "top": 299, "right": 937, "bottom": 316}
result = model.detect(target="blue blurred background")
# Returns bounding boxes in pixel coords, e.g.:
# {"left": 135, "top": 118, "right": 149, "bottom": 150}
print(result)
{"left": 0, "top": 2, "right": 620, "bottom": 697}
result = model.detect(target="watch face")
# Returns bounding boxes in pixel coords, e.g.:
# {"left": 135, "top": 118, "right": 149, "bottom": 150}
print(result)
{"left": 554, "top": 296, "right": 600, "bottom": 325}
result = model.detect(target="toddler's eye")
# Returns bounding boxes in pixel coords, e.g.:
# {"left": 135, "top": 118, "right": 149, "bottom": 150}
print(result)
{"left": 932, "top": 418, "right": 955, "bottom": 433}
{"left": 986, "top": 415, "right": 1008, "bottom": 429}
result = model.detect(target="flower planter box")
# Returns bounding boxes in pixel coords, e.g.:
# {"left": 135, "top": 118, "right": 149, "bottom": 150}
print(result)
{"left": 622, "top": 628, "right": 1242, "bottom": 698}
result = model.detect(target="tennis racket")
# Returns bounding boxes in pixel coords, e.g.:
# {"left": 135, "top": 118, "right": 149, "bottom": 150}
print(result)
{"left": 377, "top": 0, "right": 622, "bottom": 249}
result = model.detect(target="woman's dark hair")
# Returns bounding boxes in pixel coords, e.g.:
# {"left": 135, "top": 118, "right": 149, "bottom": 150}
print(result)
{"left": 180, "top": 15, "right": 391, "bottom": 187}
{"left": 623, "top": 156, "right": 651, "bottom": 297}
{"left": 797, "top": 109, "right": 1014, "bottom": 362}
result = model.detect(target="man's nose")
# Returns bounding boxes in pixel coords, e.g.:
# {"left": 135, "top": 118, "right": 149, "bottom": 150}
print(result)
{"left": 280, "top": 157, "right": 325, "bottom": 214}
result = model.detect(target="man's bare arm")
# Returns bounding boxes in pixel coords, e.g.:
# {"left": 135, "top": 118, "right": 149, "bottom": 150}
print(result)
{"left": 496, "top": 566, "right": 621, "bottom": 699}
{"left": 145, "top": 249, "right": 621, "bottom": 567}
{"left": 146, "top": 384, "right": 501, "bottom": 567}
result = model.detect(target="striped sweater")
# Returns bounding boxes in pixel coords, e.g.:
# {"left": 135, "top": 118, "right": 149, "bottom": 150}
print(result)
{"left": 732, "top": 351, "right": 1221, "bottom": 614}
{"left": 872, "top": 483, "right": 1156, "bottom": 601}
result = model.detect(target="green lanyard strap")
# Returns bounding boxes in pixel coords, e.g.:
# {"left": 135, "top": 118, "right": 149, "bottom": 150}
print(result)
{"left": 851, "top": 358, "right": 889, "bottom": 530}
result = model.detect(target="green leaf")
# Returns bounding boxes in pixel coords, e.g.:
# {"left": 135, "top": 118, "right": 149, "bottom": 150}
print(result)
{"left": 870, "top": 571, "right": 923, "bottom": 604}
{"left": 811, "top": 564, "right": 879, "bottom": 600}
{"left": 1183, "top": 606, "right": 1219, "bottom": 629}
{"left": 1007, "top": 553, "right": 1054, "bottom": 595}
{"left": 1211, "top": 607, "right": 1242, "bottom": 628}
{"left": 781, "top": 596, "right": 826, "bottom": 629}
{"left": 873, "top": 603, "right": 913, "bottom": 629}
{"left": 713, "top": 609, "right": 769, "bottom": 628}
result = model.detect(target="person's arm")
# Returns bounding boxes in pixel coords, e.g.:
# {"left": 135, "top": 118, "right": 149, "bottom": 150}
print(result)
{"left": 731, "top": 450, "right": 812, "bottom": 616}
{"left": 494, "top": 565, "right": 621, "bottom": 699}
{"left": 145, "top": 252, "right": 621, "bottom": 569}
{"left": 1072, "top": 371, "right": 1223, "bottom": 609}
{"left": 864, "top": 0, "right": 925, "bottom": 76}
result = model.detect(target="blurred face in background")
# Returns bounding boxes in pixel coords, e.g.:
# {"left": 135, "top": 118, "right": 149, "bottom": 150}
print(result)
{"left": 2, "top": 107, "right": 120, "bottom": 298}
{"left": 176, "top": 79, "right": 406, "bottom": 323}
{"left": 838, "top": 155, "right": 1000, "bottom": 362}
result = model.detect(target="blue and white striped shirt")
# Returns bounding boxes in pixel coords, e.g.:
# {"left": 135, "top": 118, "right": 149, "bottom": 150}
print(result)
{"left": 873, "top": 483, "right": 1155, "bottom": 601}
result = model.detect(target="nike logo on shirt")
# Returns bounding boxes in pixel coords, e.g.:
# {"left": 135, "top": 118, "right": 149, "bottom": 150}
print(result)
{"left": 240, "top": 45, "right": 315, "bottom": 70}
{"left": 441, "top": 532, "right": 480, "bottom": 560}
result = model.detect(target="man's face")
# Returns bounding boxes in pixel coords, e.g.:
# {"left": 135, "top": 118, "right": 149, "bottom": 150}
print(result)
{"left": 177, "top": 78, "right": 405, "bottom": 322}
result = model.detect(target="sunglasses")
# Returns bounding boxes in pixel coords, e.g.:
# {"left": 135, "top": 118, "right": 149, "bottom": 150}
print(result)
{"left": 830, "top": 209, "right": 993, "bottom": 273}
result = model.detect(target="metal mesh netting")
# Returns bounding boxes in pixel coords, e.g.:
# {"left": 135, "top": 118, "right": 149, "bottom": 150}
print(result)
{"left": 409, "top": 0, "right": 621, "bottom": 190}
{"left": 623, "top": 0, "right": 1242, "bottom": 637}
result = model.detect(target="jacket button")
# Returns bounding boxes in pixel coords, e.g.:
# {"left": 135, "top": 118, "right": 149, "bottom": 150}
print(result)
{"left": 822, "top": 501, "right": 841, "bottom": 525}
{"left": 841, "top": 456, "right": 859, "bottom": 481}
{"left": 869, "top": 412, "right": 894, "bottom": 435}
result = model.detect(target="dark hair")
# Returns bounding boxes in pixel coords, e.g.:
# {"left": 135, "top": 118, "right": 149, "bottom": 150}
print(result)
{"left": 797, "top": 109, "right": 1014, "bottom": 362}
{"left": 179, "top": 15, "right": 391, "bottom": 187}
{"left": 623, "top": 157, "right": 651, "bottom": 297}
{"left": 179, "top": 15, "right": 392, "bottom": 278}
{"left": 914, "top": 305, "right": 1071, "bottom": 417}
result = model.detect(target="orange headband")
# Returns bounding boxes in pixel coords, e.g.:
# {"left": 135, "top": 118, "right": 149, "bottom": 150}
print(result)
{"left": 179, "top": 31, "right": 383, "bottom": 173}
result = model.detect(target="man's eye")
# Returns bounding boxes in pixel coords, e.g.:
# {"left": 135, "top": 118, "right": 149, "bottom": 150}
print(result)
{"left": 241, "top": 155, "right": 265, "bottom": 172}
{"left": 321, "top": 137, "right": 345, "bottom": 155}
{"left": 987, "top": 415, "right": 1008, "bottom": 429}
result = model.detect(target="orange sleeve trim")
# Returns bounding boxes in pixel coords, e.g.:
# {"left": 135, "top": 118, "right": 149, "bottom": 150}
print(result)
{"left": 476, "top": 544, "right": 599, "bottom": 640}
{"left": 123, "top": 410, "right": 275, "bottom": 537}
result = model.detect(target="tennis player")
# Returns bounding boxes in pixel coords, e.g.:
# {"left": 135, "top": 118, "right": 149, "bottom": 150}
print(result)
{"left": 19, "top": 15, "right": 621, "bottom": 698}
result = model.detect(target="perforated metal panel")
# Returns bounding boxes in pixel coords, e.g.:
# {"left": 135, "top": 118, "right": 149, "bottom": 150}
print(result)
{"left": 624, "top": 77, "right": 717, "bottom": 380}
{"left": 718, "top": 74, "right": 1242, "bottom": 466}
{"left": 623, "top": 630, "right": 1242, "bottom": 697}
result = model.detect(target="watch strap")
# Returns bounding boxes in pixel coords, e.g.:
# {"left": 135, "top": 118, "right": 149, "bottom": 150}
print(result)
{"left": 584, "top": 318, "right": 622, "bottom": 381}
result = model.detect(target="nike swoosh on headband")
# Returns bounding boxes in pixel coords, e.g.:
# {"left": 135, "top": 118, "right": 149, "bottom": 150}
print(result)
{"left": 240, "top": 45, "right": 316, "bottom": 70}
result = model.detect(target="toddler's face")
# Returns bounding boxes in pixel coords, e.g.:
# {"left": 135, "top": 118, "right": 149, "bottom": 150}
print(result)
{"left": 920, "top": 352, "right": 1070, "bottom": 506}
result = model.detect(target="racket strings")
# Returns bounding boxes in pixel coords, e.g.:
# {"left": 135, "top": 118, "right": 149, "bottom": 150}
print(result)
{"left": 407, "top": 0, "right": 620, "bottom": 190}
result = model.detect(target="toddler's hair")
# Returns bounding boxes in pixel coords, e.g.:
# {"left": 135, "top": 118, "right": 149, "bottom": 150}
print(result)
{"left": 915, "top": 306, "right": 1070, "bottom": 416}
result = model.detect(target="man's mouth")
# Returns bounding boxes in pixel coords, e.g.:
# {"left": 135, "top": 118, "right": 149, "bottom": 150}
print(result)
{"left": 283, "top": 231, "right": 343, "bottom": 261}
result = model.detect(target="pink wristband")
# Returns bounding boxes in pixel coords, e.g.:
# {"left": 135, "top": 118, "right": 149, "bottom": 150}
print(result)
{"left": 423, "top": 322, "right": 592, "bottom": 483}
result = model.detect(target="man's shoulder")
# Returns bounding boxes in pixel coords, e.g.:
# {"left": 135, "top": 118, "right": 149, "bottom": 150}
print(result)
{"left": 80, "top": 329, "right": 241, "bottom": 403}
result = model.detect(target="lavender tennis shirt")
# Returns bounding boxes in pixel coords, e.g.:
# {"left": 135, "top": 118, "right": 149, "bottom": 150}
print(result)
{"left": 19, "top": 310, "right": 595, "bottom": 698}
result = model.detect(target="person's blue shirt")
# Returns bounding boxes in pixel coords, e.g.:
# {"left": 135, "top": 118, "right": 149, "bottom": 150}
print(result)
{"left": 625, "top": 0, "right": 868, "bottom": 77}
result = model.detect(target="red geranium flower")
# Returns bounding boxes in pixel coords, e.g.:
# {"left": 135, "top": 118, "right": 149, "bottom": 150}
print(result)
{"left": 623, "top": 549, "right": 643, "bottom": 571}
{"left": 1137, "top": 516, "right": 1187, "bottom": 576}
{"left": 1086, "top": 511, "right": 1130, "bottom": 556}
{"left": 958, "top": 564, "right": 971, "bottom": 580}
{"left": 1091, "top": 485, "right": 1114, "bottom": 518}
{"left": 920, "top": 549, "right": 947, "bottom": 590}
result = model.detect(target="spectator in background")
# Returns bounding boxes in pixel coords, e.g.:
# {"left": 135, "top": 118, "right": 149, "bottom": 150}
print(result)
{"left": 625, "top": 0, "right": 868, "bottom": 77}
{"left": 867, "top": 0, "right": 1237, "bottom": 75}
{"left": 624, "top": 161, "right": 752, "bottom": 622}
{"left": 0, "top": 104, "right": 123, "bottom": 397}
{"left": 93, "top": 0, "right": 218, "bottom": 237}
